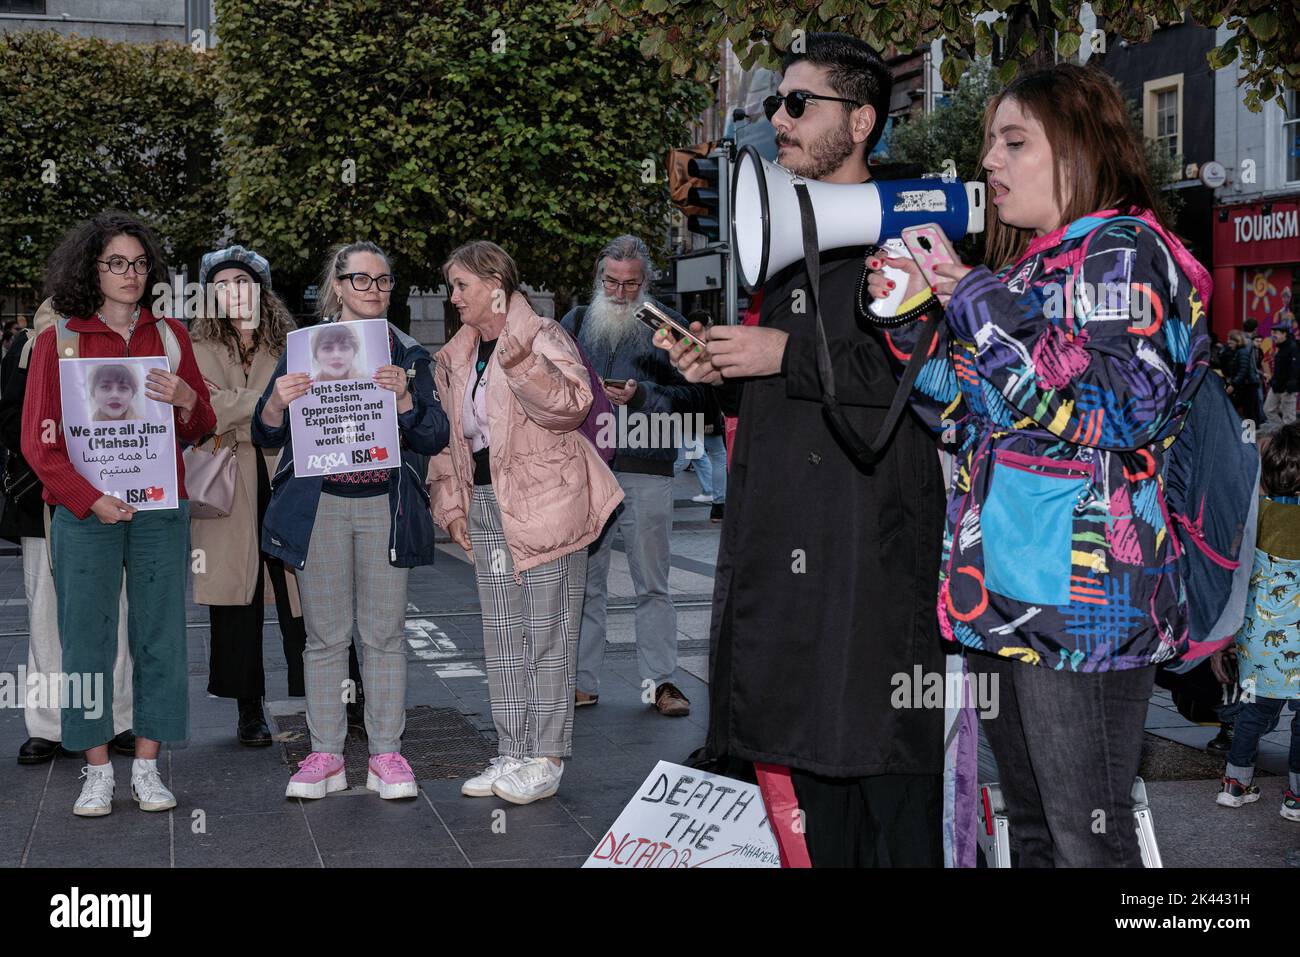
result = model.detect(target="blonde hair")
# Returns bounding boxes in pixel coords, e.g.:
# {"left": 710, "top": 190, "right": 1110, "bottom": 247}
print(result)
{"left": 441, "top": 241, "right": 522, "bottom": 303}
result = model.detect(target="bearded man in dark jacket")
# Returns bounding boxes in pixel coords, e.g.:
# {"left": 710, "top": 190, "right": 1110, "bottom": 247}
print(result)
{"left": 662, "top": 33, "right": 947, "bottom": 867}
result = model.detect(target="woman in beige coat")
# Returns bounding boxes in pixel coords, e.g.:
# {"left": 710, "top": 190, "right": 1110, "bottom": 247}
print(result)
{"left": 190, "top": 245, "right": 307, "bottom": 746}
{"left": 428, "top": 241, "right": 622, "bottom": 806}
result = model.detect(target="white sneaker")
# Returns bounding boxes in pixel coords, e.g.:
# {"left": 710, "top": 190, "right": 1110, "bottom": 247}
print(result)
{"left": 690, "top": 494, "right": 712, "bottom": 504}
{"left": 492, "top": 757, "right": 563, "bottom": 805}
{"left": 73, "top": 764, "right": 115, "bottom": 817}
{"left": 461, "top": 755, "right": 526, "bottom": 797}
{"left": 131, "top": 763, "right": 177, "bottom": 812}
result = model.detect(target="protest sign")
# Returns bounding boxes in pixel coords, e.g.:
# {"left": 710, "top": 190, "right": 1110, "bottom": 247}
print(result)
{"left": 285, "top": 320, "right": 400, "bottom": 478}
{"left": 583, "top": 760, "right": 780, "bottom": 868}
{"left": 58, "top": 357, "right": 178, "bottom": 510}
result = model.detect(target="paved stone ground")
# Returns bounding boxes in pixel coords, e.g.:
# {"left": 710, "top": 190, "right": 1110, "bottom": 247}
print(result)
{"left": 0, "top": 471, "right": 1295, "bottom": 867}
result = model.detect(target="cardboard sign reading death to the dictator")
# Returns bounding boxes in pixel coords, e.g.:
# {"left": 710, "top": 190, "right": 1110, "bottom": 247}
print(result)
{"left": 285, "top": 320, "right": 400, "bottom": 478}
{"left": 58, "top": 356, "right": 179, "bottom": 510}
{"left": 583, "top": 761, "right": 780, "bottom": 868}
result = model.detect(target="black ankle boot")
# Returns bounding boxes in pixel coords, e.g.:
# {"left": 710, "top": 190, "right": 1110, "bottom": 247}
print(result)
{"left": 237, "top": 698, "right": 272, "bottom": 747}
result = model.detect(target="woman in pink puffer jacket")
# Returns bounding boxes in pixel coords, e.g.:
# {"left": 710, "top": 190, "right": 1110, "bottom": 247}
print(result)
{"left": 427, "top": 240, "right": 622, "bottom": 806}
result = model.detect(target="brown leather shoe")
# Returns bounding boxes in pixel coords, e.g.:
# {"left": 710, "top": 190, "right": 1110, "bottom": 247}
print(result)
{"left": 654, "top": 682, "right": 691, "bottom": 717}
{"left": 575, "top": 690, "right": 599, "bottom": 707}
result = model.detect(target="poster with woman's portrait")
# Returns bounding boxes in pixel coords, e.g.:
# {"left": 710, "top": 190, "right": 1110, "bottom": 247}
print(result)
{"left": 285, "top": 320, "right": 399, "bottom": 478}
{"left": 58, "top": 357, "right": 178, "bottom": 509}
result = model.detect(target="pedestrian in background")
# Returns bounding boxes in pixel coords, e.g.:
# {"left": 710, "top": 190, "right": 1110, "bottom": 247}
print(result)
{"left": 559, "top": 236, "right": 707, "bottom": 715}
{"left": 429, "top": 240, "right": 622, "bottom": 805}
{"left": 1227, "top": 328, "right": 1262, "bottom": 425}
{"left": 1214, "top": 423, "right": 1300, "bottom": 822}
{"left": 1264, "top": 321, "right": 1298, "bottom": 428}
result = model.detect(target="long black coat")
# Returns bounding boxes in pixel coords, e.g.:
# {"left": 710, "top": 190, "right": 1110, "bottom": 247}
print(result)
{"left": 705, "top": 246, "right": 947, "bottom": 778}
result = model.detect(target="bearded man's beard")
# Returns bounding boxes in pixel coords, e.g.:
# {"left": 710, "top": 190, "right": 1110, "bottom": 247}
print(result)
{"left": 583, "top": 280, "right": 648, "bottom": 354}
{"left": 777, "top": 117, "right": 857, "bottom": 180}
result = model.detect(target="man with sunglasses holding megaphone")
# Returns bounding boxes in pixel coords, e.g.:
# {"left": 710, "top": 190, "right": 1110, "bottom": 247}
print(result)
{"left": 656, "top": 32, "right": 973, "bottom": 868}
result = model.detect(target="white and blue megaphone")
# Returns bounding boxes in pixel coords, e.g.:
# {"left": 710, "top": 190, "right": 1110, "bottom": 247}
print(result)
{"left": 730, "top": 144, "right": 985, "bottom": 293}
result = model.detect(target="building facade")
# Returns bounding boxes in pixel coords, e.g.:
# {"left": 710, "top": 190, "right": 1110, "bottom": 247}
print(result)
{"left": 0, "top": 1, "right": 191, "bottom": 44}
{"left": 1210, "top": 23, "right": 1299, "bottom": 338}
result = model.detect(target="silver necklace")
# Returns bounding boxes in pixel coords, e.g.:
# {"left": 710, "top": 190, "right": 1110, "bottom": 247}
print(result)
{"left": 99, "top": 305, "right": 141, "bottom": 343}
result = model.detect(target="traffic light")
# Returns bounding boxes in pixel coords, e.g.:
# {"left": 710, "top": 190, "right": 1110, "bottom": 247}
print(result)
{"left": 685, "top": 156, "right": 721, "bottom": 242}
{"left": 669, "top": 141, "right": 723, "bottom": 244}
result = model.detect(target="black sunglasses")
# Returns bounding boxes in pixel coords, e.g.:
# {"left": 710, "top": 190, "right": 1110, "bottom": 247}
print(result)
{"left": 763, "top": 90, "right": 862, "bottom": 122}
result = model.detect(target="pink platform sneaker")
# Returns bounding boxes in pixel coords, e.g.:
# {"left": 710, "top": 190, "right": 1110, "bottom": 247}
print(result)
{"left": 285, "top": 752, "right": 347, "bottom": 799}
{"left": 367, "top": 752, "right": 418, "bottom": 799}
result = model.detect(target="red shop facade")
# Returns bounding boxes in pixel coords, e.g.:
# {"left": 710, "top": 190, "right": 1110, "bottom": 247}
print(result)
{"left": 1210, "top": 194, "right": 1300, "bottom": 340}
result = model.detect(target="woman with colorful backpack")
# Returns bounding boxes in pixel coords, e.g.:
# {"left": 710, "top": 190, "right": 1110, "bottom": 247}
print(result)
{"left": 865, "top": 64, "right": 1213, "bottom": 866}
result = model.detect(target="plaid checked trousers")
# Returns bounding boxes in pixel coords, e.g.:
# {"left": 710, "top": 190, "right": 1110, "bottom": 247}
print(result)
{"left": 297, "top": 492, "right": 409, "bottom": 755}
{"left": 469, "top": 486, "right": 586, "bottom": 759}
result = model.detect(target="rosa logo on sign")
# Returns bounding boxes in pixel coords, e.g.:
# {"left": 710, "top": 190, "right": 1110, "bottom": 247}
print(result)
{"left": 306, "top": 453, "right": 348, "bottom": 471}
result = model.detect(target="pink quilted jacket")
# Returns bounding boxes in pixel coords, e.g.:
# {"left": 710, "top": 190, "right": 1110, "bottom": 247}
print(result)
{"left": 426, "top": 292, "right": 623, "bottom": 574}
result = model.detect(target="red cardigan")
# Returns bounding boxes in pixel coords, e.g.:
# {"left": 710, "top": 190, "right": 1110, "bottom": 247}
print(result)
{"left": 20, "top": 309, "right": 216, "bottom": 519}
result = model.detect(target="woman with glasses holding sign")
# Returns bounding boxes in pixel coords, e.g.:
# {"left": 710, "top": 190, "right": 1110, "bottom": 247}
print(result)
{"left": 254, "top": 241, "right": 448, "bottom": 801}
{"left": 190, "top": 244, "right": 307, "bottom": 747}
{"left": 21, "top": 211, "right": 216, "bottom": 817}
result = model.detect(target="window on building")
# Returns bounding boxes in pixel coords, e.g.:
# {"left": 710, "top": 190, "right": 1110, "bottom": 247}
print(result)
{"left": 1285, "top": 90, "right": 1300, "bottom": 184}
{"left": 1143, "top": 74, "right": 1184, "bottom": 161}
{"left": 0, "top": 1, "right": 47, "bottom": 11}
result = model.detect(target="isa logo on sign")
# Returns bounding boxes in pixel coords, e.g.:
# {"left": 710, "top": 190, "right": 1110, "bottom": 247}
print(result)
{"left": 584, "top": 761, "right": 779, "bottom": 868}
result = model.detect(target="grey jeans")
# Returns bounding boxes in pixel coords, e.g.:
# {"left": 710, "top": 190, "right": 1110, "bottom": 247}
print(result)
{"left": 577, "top": 471, "right": 677, "bottom": 695}
{"left": 968, "top": 652, "right": 1155, "bottom": 867}
{"left": 297, "top": 493, "right": 409, "bottom": 755}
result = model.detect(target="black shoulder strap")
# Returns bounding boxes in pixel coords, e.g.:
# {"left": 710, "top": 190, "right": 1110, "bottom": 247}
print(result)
{"left": 573, "top": 306, "right": 587, "bottom": 339}
{"left": 793, "top": 181, "right": 940, "bottom": 469}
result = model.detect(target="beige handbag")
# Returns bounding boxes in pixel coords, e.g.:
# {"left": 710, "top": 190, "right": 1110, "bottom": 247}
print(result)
{"left": 183, "top": 433, "right": 238, "bottom": 519}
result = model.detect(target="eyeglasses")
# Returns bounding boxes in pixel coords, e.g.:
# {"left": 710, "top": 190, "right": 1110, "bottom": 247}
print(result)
{"left": 763, "top": 90, "right": 862, "bottom": 122}
{"left": 601, "top": 277, "right": 644, "bottom": 294}
{"left": 338, "top": 272, "right": 396, "bottom": 292}
{"left": 96, "top": 256, "right": 151, "bottom": 275}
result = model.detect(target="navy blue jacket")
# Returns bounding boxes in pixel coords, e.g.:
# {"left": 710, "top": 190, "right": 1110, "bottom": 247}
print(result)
{"left": 559, "top": 300, "right": 707, "bottom": 475}
{"left": 251, "top": 321, "right": 450, "bottom": 570}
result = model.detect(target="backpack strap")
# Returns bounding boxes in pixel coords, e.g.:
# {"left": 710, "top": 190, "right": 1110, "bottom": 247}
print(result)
{"left": 157, "top": 317, "right": 182, "bottom": 371}
{"left": 16, "top": 328, "right": 35, "bottom": 371}
{"left": 572, "top": 306, "right": 587, "bottom": 339}
{"left": 55, "top": 317, "right": 79, "bottom": 360}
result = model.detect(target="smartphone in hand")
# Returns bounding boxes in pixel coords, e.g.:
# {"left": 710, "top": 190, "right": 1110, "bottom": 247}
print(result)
{"left": 901, "top": 223, "right": 960, "bottom": 290}
{"left": 601, "top": 377, "right": 629, "bottom": 389}
{"left": 634, "top": 301, "right": 707, "bottom": 350}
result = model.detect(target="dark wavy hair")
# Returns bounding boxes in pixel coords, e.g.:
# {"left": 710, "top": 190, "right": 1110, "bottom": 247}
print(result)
{"left": 1262, "top": 422, "right": 1300, "bottom": 498}
{"left": 43, "top": 211, "right": 169, "bottom": 319}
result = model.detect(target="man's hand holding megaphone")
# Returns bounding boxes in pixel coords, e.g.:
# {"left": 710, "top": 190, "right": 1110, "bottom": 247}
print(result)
{"left": 654, "top": 323, "right": 790, "bottom": 383}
